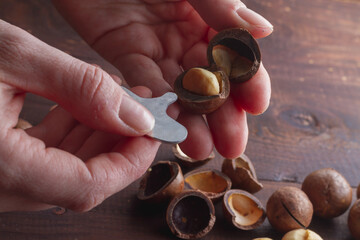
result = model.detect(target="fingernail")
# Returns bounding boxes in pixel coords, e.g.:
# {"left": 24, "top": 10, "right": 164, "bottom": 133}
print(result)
{"left": 119, "top": 95, "right": 155, "bottom": 134}
{"left": 237, "top": 7, "right": 273, "bottom": 31}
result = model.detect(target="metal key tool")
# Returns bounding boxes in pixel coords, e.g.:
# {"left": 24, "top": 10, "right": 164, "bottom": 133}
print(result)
{"left": 122, "top": 86, "right": 188, "bottom": 144}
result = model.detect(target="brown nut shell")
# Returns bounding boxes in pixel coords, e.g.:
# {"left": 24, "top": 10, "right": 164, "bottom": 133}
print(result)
{"left": 174, "top": 66, "right": 230, "bottom": 114}
{"left": 207, "top": 28, "right": 261, "bottom": 83}
{"left": 301, "top": 168, "right": 352, "bottom": 218}
{"left": 221, "top": 154, "right": 263, "bottom": 193}
{"left": 357, "top": 183, "right": 360, "bottom": 199}
{"left": 172, "top": 144, "right": 214, "bottom": 169}
{"left": 223, "top": 189, "right": 266, "bottom": 230}
{"left": 348, "top": 199, "right": 360, "bottom": 240}
{"left": 184, "top": 169, "right": 231, "bottom": 202}
{"left": 137, "top": 161, "right": 184, "bottom": 204}
{"left": 266, "top": 186, "right": 313, "bottom": 233}
{"left": 166, "top": 190, "right": 216, "bottom": 239}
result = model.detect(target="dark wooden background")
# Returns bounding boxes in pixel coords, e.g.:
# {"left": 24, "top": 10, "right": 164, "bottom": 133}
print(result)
{"left": 1, "top": 0, "right": 360, "bottom": 239}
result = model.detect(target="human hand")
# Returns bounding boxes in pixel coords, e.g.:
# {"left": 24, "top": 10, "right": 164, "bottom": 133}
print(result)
{"left": 0, "top": 20, "right": 160, "bottom": 212}
{"left": 53, "top": 0, "right": 273, "bottom": 160}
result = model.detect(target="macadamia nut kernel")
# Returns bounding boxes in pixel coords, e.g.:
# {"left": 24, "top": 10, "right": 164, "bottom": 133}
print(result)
{"left": 182, "top": 68, "right": 221, "bottom": 96}
{"left": 282, "top": 229, "right": 323, "bottom": 240}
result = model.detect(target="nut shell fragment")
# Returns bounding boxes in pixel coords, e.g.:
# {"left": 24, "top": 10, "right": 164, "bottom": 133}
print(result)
{"left": 166, "top": 190, "right": 216, "bottom": 239}
{"left": 184, "top": 169, "right": 231, "bottom": 202}
{"left": 301, "top": 168, "right": 352, "bottom": 218}
{"left": 172, "top": 144, "right": 214, "bottom": 169}
{"left": 221, "top": 154, "right": 263, "bottom": 193}
{"left": 223, "top": 189, "right": 266, "bottom": 230}
{"left": 138, "top": 161, "right": 184, "bottom": 204}
{"left": 266, "top": 187, "right": 313, "bottom": 233}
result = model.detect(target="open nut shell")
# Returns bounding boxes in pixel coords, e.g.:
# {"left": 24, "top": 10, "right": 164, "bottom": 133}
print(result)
{"left": 137, "top": 161, "right": 184, "bottom": 204}
{"left": 184, "top": 169, "right": 231, "bottom": 202}
{"left": 223, "top": 189, "right": 266, "bottom": 230}
{"left": 221, "top": 154, "right": 263, "bottom": 193}
{"left": 166, "top": 190, "right": 216, "bottom": 239}
{"left": 207, "top": 28, "right": 261, "bottom": 83}
{"left": 174, "top": 66, "right": 230, "bottom": 114}
{"left": 172, "top": 144, "right": 214, "bottom": 169}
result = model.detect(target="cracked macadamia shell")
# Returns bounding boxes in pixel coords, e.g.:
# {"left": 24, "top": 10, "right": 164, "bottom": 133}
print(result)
{"left": 137, "top": 161, "right": 184, "bottom": 204}
{"left": 172, "top": 144, "right": 214, "bottom": 169}
{"left": 166, "top": 190, "right": 216, "bottom": 239}
{"left": 266, "top": 186, "right": 313, "bottom": 233}
{"left": 301, "top": 168, "right": 352, "bottom": 218}
{"left": 174, "top": 66, "right": 230, "bottom": 114}
{"left": 184, "top": 169, "right": 231, "bottom": 202}
{"left": 223, "top": 189, "right": 266, "bottom": 230}
{"left": 221, "top": 154, "right": 263, "bottom": 193}
{"left": 207, "top": 28, "right": 261, "bottom": 83}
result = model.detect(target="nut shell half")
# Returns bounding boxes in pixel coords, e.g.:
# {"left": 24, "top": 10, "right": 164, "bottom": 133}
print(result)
{"left": 184, "top": 169, "right": 231, "bottom": 202}
{"left": 172, "top": 144, "right": 214, "bottom": 169}
{"left": 266, "top": 187, "right": 313, "bottom": 233}
{"left": 223, "top": 189, "right": 266, "bottom": 230}
{"left": 138, "top": 161, "right": 184, "bottom": 204}
{"left": 221, "top": 154, "right": 263, "bottom": 193}
{"left": 166, "top": 190, "right": 216, "bottom": 239}
{"left": 301, "top": 168, "right": 352, "bottom": 218}
{"left": 207, "top": 28, "right": 261, "bottom": 83}
{"left": 174, "top": 66, "right": 230, "bottom": 114}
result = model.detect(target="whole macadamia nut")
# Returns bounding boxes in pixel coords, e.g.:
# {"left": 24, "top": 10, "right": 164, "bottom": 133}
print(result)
{"left": 266, "top": 187, "right": 313, "bottom": 233}
{"left": 301, "top": 168, "right": 352, "bottom": 218}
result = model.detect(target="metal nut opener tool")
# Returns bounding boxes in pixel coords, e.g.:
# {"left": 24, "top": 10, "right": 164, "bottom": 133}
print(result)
{"left": 122, "top": 86, "right": 188, "bottom": 144}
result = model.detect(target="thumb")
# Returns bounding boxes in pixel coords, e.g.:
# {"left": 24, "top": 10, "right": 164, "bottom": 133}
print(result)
{"left": 0, "top": 20, "right": 154, "bottom": 136}
{"left": 188, "top": 0, "right": 273, "bottom": 39}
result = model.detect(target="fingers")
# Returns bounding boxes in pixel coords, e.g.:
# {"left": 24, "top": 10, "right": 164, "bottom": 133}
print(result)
{"left": 187, "top": 0, "right": 273, "bottom": 39}
{"left": 0, "top": 20, "right": 154, "bottom": 136}
{"left": 1, "top": 124, "right": 160, "bottom": 212}
{"left": 177, "top": 112, "right": 214, "bottom": 160}
{"left": 231, "top": 63, "right": 271, "bottom": 115}
{"left": 207, "top": 97, "right": 248, "bottom": 159}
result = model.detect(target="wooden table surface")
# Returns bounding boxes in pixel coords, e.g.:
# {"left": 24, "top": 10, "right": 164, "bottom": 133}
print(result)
{"left": 1, "top": 0, "right": 360, "bottom": 239}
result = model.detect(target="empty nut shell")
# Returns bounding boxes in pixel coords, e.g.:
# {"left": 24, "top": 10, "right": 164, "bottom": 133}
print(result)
{"left": 172, "top": 144, "right": 214, "bottom": 169}
{"left": 138, "top": 161, "right": 184, "bottom": 204}
{"left": 223, "top": 189, "right": 266, "bottom": 230}
{"left": 221, "top": 154, "right": 263, "bottom": 193}
{"left": 348, "top": 199, "right": 360, "bottom": 240}
{"left": 266, "top": 187, "right": 313, "bottom": 233}
{"left": 184, "top": 169, "right": 231, "bottom": 202}
{"left": 166, "top": 190, "right": 216, "bottom": 239}
{"left": 301, "top": 168, "right": 352, "bottom": 218}
{"left": 207, "top": 28, "right": 261, "bottom": 83}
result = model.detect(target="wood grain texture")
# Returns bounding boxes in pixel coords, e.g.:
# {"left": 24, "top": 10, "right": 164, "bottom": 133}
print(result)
{"left": 0, "top": 0, "right": 360, "bottom": 239}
